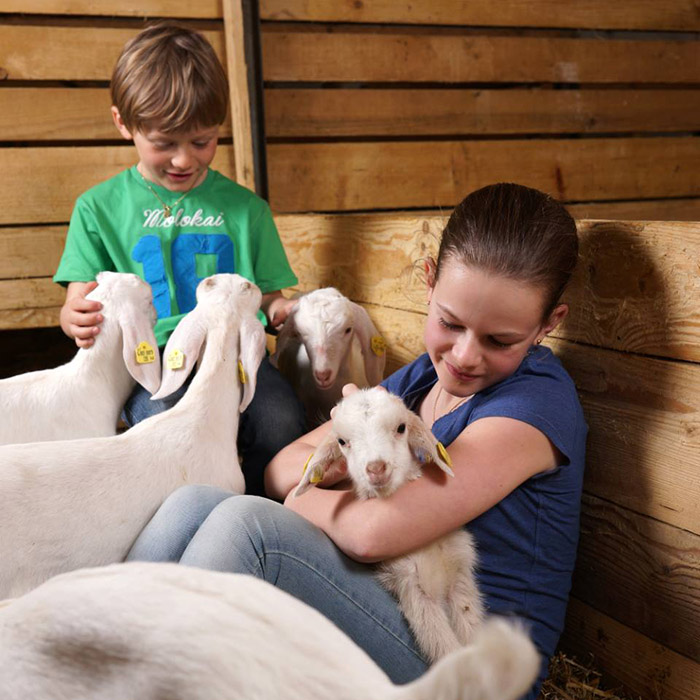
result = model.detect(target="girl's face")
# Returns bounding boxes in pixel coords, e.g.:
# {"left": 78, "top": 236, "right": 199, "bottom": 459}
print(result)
{"left": 112, "top": 107, "right": 219, "bottom": 192}
{"left": 424, "top": 258, "right": 567, "bottom": 397}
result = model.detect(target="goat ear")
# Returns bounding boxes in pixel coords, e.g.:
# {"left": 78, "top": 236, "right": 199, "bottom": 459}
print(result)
{"left": 406, "top": 412, "right": 455, "bottom": 477}
{"left": 269, "top": 303, "right": 298, "bottom": 368}
{"left": 238, "top": 317, "right": 267, "bottom": 413}
{"left": 350, "top": 302, "right": 386, "bottom": 386}
{"left": 120, "top": 312, "right": 162, "bottom": 396}
{"left": 293, "top": 432, "right": 344, "bottom": 497}
{"left": 150, "top": 309, "right": 207, "bottom": 400}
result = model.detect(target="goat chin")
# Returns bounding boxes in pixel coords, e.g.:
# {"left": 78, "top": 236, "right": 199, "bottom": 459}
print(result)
{"left": 0, "top": 562, "right": 540, "bottom": 700}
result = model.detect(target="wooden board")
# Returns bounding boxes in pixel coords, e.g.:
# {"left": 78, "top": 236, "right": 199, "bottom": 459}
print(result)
{"left": 562, "top": 598, "right": 700, "bottom": 700}
{"left": 262, "top": 29, "right": 700, "bottom": 84}
{"left": 0, "top": 146, "right": 236, "bottom": 225}
{"left": 7, "top": 87, "right": 698, "bottom": 142}
{"left": 0, "top": 88, "right": 232, "bottom": 142}
{"left": 2, "top": 25, "right": 697, "bottom": 84}
{"left": 0, "top": 1, "right": 220, "bottom": 18}
{"left": 572, "top": 494, "right": 700, "bottom": 662}
{"left": 275, "top": 216, "right": 700, "bottom": 362}
{"left": 0, "top": 227, "right": 66, "bottom": 280}
{"left": 6, "top": 0, "right": 700, "bottom": 31}
{"left": 566, "top": 198, "right": 700, "bottom": 222}
{"left": 267, "top": 138, "right": 700, "bottom": 212}
{"left": 265, "top": 88, "right": 700, "bottom": 138}
{"left": 260, "top": 0, "right": 700, "bottom": 32}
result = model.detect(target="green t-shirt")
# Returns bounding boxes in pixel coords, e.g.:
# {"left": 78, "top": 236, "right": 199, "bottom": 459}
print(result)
{"left": 55, "top": 167, "right": 298, "bottom": 346}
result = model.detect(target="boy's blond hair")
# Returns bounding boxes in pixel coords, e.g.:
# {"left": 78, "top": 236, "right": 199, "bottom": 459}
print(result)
{"left": 111, "top": 21, "right": 229, "bottom": 134}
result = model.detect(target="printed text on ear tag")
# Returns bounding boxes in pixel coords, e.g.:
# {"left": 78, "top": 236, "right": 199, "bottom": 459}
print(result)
{"left": 135, "top": 341, "right": 156, "bottom": 364}
{"left": 238, "top": 360, "right": 247, "bottom": 384}
{"left": 167, "top": 349, "right": 185, "bottom": 370}
{"left": 370, "top": 335, "right": 386, "bottom": 356}
{"left": 436, "top": 441, "right": 453, "bottom": 468}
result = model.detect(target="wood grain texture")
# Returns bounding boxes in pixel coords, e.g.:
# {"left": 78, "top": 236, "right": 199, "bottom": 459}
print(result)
{"left": 261, "top": 30, "right": 700, "bottom": 84}
{"left": 572, "top": 493, "right": 700, "bottom": 662}
{"left": 260, "top": 0, "right": 700, "bottom": 31}
{"left": 267, "top": 138, "right": 700, "bottom": 212}
{"left": 0, "top": 146, "right": 236, "bottom": 225}
{"left": 0, "top": 0, "right": 219, "bottom": 18}
{"left": 2, "top": 25, "right": 697, "bottom": 84}
{"left": 265, "top": 87, "right": 700, "bottom": 138}
{"left": 562, "top": 598, "right": 700, "bottom": 700}
{"left": 0, "top": 227, "right": 66, "bottom": 280}
{"left": 566, "top": 198, "right": 700, "bottom": 222}
{"left": 0, "top": 88, "right": 232, "bottom": 142}
{"left": 7, "top": 0, "right": 700, "bottom": 31}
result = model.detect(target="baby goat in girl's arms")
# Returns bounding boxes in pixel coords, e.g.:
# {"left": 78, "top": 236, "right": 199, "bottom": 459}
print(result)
{"left": 271, "top": 288, "right": 386, "bottom": 427}
{"left": 295, "top": 387, "right": 485, "bottom": 663}
{"left": 0, "top": 274, "right": 266, "bottom": 599}
{"left": 0, "top": 562, "right": 539, "bottom": 700}
{"left": 0, "top": 271, "right": 161, "bottom": 445}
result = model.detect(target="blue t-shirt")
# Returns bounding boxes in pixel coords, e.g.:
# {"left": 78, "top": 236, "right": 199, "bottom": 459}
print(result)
{"left": 382, "top": 346, "right": 587, "bottom": 699}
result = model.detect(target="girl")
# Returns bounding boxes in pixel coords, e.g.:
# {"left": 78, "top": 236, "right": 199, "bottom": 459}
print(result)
{"left": 128, "top": 183, "right": 587, "bottom": 699}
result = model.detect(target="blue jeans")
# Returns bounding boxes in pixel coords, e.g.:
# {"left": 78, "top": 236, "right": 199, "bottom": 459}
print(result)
{"left": 122, "top": 357, "right": 307, "bottom": 497}
{"left": 127, "top": 484, "right": 429, "bottom": 684}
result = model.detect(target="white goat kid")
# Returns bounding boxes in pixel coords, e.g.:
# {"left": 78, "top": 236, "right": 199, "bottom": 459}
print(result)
{"left": 295, "top": 387, "right": 485, "bottom": 663}
{"left": 0, "top": 274, "right": 266, "bottom": 599}
{"left": 0, "top": 562, "right": 540, "bottom": 700}
{"left": 272, "top": 287, "right": 386, "bottom": 427}
{"left": 0, "top": 271, "right": 161, "bottom": 445}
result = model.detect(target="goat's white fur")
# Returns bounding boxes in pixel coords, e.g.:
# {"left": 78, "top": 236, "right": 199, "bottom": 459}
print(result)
{"left": 0, "top": 272, "right": 161, "bottom": 445}
{"left": 0, "top": 562, "right": 540, "bottom": 700}
{"left": 271, "top": 287, "right": 386, "bottom": 427}
{"left": 0, "top": 274, "right": 266, "bottom": 599}
{"left": 295, "top": 387, "right": 485, "bottom": 662}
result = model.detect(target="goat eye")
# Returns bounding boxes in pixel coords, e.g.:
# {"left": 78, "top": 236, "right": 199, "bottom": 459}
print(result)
{"left": 396, "top": 423, "right": 406, "bottom": 434}
{"left": 337, "top": 438, "right": 346, "bottom": 446}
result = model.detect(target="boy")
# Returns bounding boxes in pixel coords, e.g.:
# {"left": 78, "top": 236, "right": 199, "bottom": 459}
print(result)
{"left": 54, "top": 22, "right": 306, "bottom": 496}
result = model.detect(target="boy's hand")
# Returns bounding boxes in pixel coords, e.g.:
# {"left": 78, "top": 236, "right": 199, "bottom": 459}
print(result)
{"left": 60, "top": 281, "right": 104, "bottom": 348}
{"left": 269, "top": 297, "right": 297, "bottom": 329}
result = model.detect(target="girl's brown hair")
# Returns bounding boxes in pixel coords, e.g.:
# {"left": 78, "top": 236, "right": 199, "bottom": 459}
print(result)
{"left": 111, "top": 22, "right": 229, "bottom": 134}
{"left": 437, "top": 183, "right": 578, "bottom": 318}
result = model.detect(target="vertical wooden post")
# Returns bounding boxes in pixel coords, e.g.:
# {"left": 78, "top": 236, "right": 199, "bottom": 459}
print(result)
{"left": 222, "top": 0, "right": 268, "bottom": 198}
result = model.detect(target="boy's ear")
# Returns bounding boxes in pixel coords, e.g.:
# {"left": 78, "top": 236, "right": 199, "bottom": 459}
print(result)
{"left": 111, "top": 106, "right": 133, "bottom": 141}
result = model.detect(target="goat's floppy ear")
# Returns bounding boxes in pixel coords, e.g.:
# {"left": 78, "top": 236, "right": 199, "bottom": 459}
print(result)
{"left": 406, "top": 412, "right": 454, "bottom": 476}
{"left": 238, "top": 316, "right": 267, "bottom": 413}
{"left": 121, "top": 310, "right": 162, "bottom": 396}
{"left": 293, "top": 432, "right": 344, "bottom": 497}
{"left": 150, "top": 309, "right": 207, "bottom": 400}
{"left": 350, "top": 302, "right": 386, "bottom": 386}
{"left": 269, "top": 303, "right": 299, "bottom": 368}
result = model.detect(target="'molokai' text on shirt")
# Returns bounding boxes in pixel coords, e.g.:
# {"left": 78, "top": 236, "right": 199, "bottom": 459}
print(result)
{"left": 143, "top": 208, "right": 226, "bottom": 229}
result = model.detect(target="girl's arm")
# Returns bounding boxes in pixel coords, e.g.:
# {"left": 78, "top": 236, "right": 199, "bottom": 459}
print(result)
{"left": 277, "top": 415, "right": 561, "bottom": 563}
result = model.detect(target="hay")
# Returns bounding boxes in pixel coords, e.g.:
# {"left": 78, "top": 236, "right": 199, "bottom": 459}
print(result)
{"left": 538, "top": 652, "right": 642, "bottom": 700}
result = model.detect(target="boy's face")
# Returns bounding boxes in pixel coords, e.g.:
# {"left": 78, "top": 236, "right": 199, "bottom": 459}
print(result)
{"left": 112, "top": 107, "right": 219, "bottom": 192}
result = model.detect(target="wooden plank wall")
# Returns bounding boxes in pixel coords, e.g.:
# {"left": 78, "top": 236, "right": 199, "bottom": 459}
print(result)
{"left": 0, "top": 1, "right": 698, "bottom": 338}
{"left": 275, "top": 214, "right": 700, "bottom": 700}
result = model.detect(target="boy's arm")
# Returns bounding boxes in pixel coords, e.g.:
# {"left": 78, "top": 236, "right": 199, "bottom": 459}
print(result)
{"left": 261, "top": 291, "right": 296, "bottom": 330}
{"left": 60, "top": 281, "right": 104, "bottom": 348}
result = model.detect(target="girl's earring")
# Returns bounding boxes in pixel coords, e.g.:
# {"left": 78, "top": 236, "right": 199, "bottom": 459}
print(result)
{"left": 536, "top": 337, "right": 543, "bottom": 345}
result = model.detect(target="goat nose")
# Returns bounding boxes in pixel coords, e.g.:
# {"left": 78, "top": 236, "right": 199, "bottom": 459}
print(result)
{"left": 366, "top": 460, "right": 387, "bottom": 476}
{"left": 314, "top": 369, "right": 332, "bottom": 384}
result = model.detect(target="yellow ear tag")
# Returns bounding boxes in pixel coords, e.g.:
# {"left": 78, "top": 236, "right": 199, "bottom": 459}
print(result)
{"left": 166, "top": 349, "right": 185, "bottom": 370}
{"left": 135, "top": 341, "right": 156, "bottom": 365}
{"left": 370, "top": 335, "right": 386, "bottom": 356}
{"left": 238, "top": 360, "right": 247, "bottom": 384}
{"left": 310, "top": 466, "right": 324, "bottom": 484}
{"left": 302, "top": 452, "right": 314, "bottom": 475}
{"left": 436, "top": 441, "right": 452, "bottom": 468}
